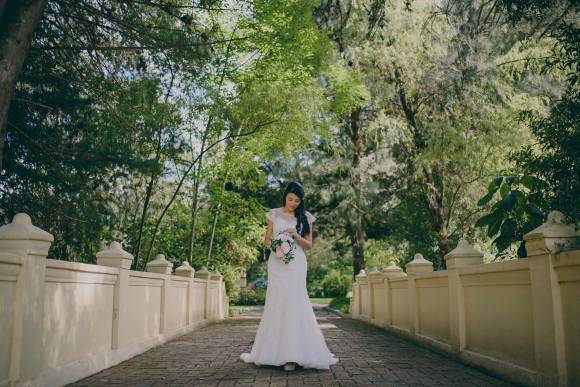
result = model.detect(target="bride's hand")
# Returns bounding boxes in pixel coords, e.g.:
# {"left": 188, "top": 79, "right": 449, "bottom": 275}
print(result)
{"left": 286, "top": 228, "right": 299, "bottom": 238}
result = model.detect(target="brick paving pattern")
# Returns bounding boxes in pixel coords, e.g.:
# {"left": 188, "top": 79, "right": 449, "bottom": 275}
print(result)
{"left": 69, "top": 307, "right": 514, "bottom": 386}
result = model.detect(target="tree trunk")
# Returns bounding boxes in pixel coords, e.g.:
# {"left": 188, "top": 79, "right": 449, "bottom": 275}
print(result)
{"left": 187, "top": 127, "right": 210, "bottom": 265}
{"left": 421, "top": 164, "right": 450, "bottom": 269}
{"left": 349, "top": 107, "right": 365, "bottom": 277}
{"left": 0, "top": 0, "right": 48, "bottom": 172}
{"left": 133, "top": 172, "right": 158, "bottom": 270}
{"left": 395, "top": 69, "right": 450, "bottom": 267}
{"left": 206, "top": 206, "right": 220, "bottom": 263}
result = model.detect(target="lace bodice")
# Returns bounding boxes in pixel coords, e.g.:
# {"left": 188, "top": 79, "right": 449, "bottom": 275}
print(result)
{"left": 266, "top": 207, "right": 316, "bottom": 236}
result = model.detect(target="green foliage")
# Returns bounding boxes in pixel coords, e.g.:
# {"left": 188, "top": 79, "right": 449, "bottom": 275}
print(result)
{"left": 326, "top": 65, "right": 370, "bottom": 116}
{"left": 329, "top": 296, "right": 351, "bottom": 314}
{"left": 320, "top": 270, "right": 352, "bottom": 297}
{"left": 476, "top": 175, "right": 546, "bottom": 257}
{"left": 511, "top": 95, "right": 580, "bottom": 225}
{"left": 230, "top": 287, "right": 266, "bottom": 306}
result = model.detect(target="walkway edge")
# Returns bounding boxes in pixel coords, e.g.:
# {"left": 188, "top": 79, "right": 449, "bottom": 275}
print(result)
{"left": 322, "top": 305, "right": 349, "bottom": 318}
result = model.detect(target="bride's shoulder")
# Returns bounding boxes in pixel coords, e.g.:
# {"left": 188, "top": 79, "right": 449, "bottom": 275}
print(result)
{"left": 305, "top": 210, "right": 317, "bottom": 224}
{"left": 266, "top": 207, "right": 279, "bottom": 221}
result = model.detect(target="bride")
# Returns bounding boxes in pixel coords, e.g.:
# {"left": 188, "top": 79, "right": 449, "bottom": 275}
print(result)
{"left": 240, "top": 181, "right": 339, "bottom": 371}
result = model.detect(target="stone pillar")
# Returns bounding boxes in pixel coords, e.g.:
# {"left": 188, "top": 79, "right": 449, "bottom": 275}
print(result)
{"left": 96, "top": 242, "right": 134, "bottom": 350}
{"left": 175, "top": 261, "right": 196, "bottom": 326}
{"left": 146, "top": 254, "right": 173, "bottom": 334}
{"left": 195, "top": 267, "right": 210, "bottom": 319}
{"left": 405, "top": 253, "right": 433, "bottom": 336}
{"left": 444, "top": 239, "right": 483, "bottom": 354}
{"left": 368, "top": 268, "right": 383, "bottom": 323}
{"left": 355, "top": 270, "right": 369, "bottom": 320}
{"left": 0, "top": 213, "right": 53, "bottom": 386}
{"left": 382, "top": 261, "right": 406, "bottom": 327}
{"left": 209, "top": 272, "right": 223, "bottom": 320}
{"left": 524, "top": 211, "right": 577, "bottom": 386}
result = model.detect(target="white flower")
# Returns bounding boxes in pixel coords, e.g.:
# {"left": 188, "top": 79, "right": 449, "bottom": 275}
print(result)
{"left": 281, "top": 241, "right": 291, "bottom": 254}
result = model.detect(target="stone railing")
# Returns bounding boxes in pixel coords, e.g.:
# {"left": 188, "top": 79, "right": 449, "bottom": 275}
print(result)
{"left": 351, "top": 211, "right": 579, "bottom": 387}
{"left": 0, "top": 213, "right": 229, "bottom": 387}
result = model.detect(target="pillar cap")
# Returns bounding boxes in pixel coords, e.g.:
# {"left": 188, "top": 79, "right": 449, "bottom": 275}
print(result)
{"left": 96, "top": 242, "right": 133, "bottom": 269}
{"left": 0, "top": 213, "right": 54, "bottom": 242}
{"left": 524, "top": 211, "right": 578, "bottom": 240}
{"left": 96, "top": 242, "right": 133, "bottom": 259}
{"left": 195, "top": 266, "right": 211, "bottom": 279}
{"left": 523, "top": 211, "right": 580, "bottom": 256}
{"left": 406, "top": 253, "right": 434, "bottom": 274}
{"left": 175, "top": 261, "right": 195, "bottom": 277}
{"left": 383, "top": 261, "right": 406, "bottom": 278}
{"left": 444, "top": 239, "right": 484, "bottom": 269}
{"left": 146, "top": 254, "right": 172, "bottom": 274}
{"left": 355, "top": 269, "right": 368, "bottom": 283}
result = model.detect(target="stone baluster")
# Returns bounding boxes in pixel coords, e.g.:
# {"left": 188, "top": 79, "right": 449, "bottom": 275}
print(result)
{"left": 175, "top": 261, "right": 196, "bottom": 326}
{"left": 195, "top": 267, "right": 211, "bottom": 319}
{"left": 368, "top": 267, "right": 383, "bottom": 324}
{"left": 96, "top": 242, "right": 134, "bottom": 349}
{"left": 524, "top": 211, "right": 579, "bottom": 386}
{"left": 382, "top": 261, "right": 406, "bottom": 328}
{"left": 355, "top": 269, "right": 369, "bottom": 320}
{"left": 444, "top": 239, "right": 483, "bottom": 354}
{"left": 405, "top": 253, "right": 433, "bottom": 336}
{"left": 0, "top": 213, "right": 53, "bottom": 385}
{"left": 146, "top": 254, "right": 173, "bottom": 334}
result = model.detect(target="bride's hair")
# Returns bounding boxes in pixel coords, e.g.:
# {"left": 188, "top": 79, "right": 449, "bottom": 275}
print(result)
{"left": 282, "top": 181, "right": 310, "bottom": 237}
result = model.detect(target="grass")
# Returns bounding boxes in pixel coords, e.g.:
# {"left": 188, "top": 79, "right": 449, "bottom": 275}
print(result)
{"left": 309, "top": 297, "right": 333, "bottom": 304}
{"left": 230, "top": 297, "right": 350, "bottom": 315}
{"left": 309, "top": 296, "right": 351, "bottom": 314}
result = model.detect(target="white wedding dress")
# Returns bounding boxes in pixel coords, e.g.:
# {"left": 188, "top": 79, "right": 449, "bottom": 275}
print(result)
{"left": 240, "top": 207, "right": 339, "bottom": 370}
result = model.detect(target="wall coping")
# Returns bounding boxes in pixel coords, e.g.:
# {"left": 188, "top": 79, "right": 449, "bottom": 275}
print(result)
{"left": 46, "top": 258, "right": 120, "bottom": 275}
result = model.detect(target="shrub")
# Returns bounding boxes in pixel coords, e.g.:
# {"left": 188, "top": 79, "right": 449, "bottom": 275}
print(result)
{"left": 230, "top": 287, "right": 266, "bottom": 305}
{"left": 321, "top": 270, "right": 352, "bottom": 297}
{"left": 329, "top": 296, "right": 350, "bottom": 314}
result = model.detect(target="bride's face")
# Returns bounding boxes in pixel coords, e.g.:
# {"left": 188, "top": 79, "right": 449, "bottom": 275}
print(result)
{"left": 284, "top": 193, "right": 301, "bottom": 212}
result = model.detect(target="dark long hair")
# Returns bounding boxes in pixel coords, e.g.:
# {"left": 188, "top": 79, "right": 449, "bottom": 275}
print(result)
{"left": 282, "top": 181, "right": 310, "bottom": 237}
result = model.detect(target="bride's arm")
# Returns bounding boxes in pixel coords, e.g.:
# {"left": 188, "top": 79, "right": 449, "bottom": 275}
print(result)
{"left": 295, "top": 225, "right": 313, "bottom": 251}
{"left": 264, "top": 219, "right": 273, "bottom": 249}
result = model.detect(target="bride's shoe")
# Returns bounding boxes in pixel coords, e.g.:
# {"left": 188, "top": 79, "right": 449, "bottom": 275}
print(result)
{"left": 283, "top": 362, "right": 296, "bottom": 371}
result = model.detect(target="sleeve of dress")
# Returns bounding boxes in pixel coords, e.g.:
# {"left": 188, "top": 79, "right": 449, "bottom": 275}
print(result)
{"left": 266, "top": 208, "right": 275, "bottom": 222}
{"left": 305, "top": 211, "right": 317, "bottom": 224}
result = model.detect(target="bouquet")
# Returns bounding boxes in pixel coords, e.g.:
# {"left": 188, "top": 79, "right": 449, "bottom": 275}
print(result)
{"left": 270, "top": 232, "right": 296, "bottom": 264}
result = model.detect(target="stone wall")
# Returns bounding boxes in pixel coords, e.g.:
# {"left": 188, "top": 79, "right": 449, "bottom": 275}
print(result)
{"left": 0, "top": 213, "right": 228, "bottom": 387}
{"left": 351, "top": 211, "right": 580, "bottom": 387}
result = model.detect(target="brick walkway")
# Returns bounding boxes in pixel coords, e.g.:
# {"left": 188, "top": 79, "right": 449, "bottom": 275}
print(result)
{"left": 69, "top": 307, "right": 513, "bottom": 386}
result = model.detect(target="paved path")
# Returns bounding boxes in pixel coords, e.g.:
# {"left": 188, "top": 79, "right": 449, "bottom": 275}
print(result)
{"left": 69, "top": 307, "right": 513, "bottom": 386}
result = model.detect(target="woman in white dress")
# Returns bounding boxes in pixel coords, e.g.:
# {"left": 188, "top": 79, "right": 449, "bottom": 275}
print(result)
{"left": 240, "top": 181, "right": 339, "bottom": 371}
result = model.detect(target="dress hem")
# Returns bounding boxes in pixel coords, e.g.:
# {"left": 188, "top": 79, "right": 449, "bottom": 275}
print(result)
{"left": 240, "top": 353, "right": 338, "bottom": 370}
